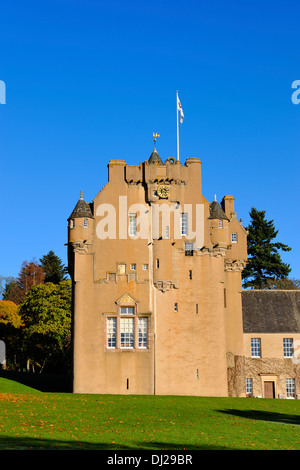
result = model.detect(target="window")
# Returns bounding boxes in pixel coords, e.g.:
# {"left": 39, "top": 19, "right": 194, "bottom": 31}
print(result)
{"left": 84, "top": 218, "right": 88, "bottom": 227}
{"left": 70, "top": 219, "right": 75, "bottom": 228}
{"left": 165, "top": 226, "right": 170, "bottom": 239}
{"left": 174, "top": 303, "right": 178, "bottom": 312}
{"left": 106, "top": 306, "right": 148, "bottom": 350}
{"left": 120, "top": 307, "right": 134, "bottom": 315}
{"left": 107, "top": 318, "right": 116, "bottom": 348}
{"left": 129, "top": 213, "right": 137, "bottom": 236}
{"left": 231, "top": 232, "right": 237, "bottom": 243}
{"left": 181, "top": 213, "right": 188, "bottom": 236}
{"left": 283, "top": 338, "right": 293, "bottom": 357}
{"left": 130, "top": 263, "right": 136, "bottom": 271}
{"left": 143, "top": 264, "right": 148, "bottom": 270}
{"left": 156, "top": 259, "right": 159, "bottom": 268}
{"left": 138, "top": 318, "right": 148, "bottom": 348}
{"left": 120, "top": 318, "right": 134, "bottom": 348}
{"left": 286, "top": 378, "right": 295, "bottom": 398}
{"left": 196, "top": 304, "right": 198, "bottom": 314}
{"left": 251, "top": 338, "right": 261, "bottom": 357}
{"left": 246, "top": 378, "right": 253, "bottom": 396}
{"left": 219, "top": 220, "right": 223, "bottom": 228}
{"left": 185, "top": 242, "right": 194, "bottom": 256}
{"left": 189, "top": 270, "right": 192, "bottom": 280}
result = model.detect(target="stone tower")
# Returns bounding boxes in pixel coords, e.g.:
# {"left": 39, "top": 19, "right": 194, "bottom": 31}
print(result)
{"left": 68, "top": 149, "right": 247, "bottom": 395}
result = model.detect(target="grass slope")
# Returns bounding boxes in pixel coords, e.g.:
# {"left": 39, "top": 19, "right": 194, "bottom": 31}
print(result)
{"left": 0, "top": 377, "right": 299, "bottom": 450}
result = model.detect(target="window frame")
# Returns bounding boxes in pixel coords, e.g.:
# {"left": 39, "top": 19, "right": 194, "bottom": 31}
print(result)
{"left": 181, "top": 213, "right": 188, "bottom": 236}
{"left": 231, "top": 232, "right": 238, "bottom": 243}
{"left": 246, "top": 378, "right": 253, "bottom": 396}
{"left": 106, "top": 305, "right": 149, "bottom": 351}
{"left": 138, "top": 317, "right": 148, "bottom": 349}
{"left": 251, "top": 338, "right": 261, "bottom": 357}
{"left": 129, "top": 213, "right": 137, "bottom": 237}
{"left": 286, "top": 378, "right": 295, "bottom": 398}
{"left": 107, "top": 317, "right": 117, "bottom": 349}
{"left": 185, "top": 242, "right": 194, "bottom": 256}
{"left": 120, "top": 317, "right": 134, "bottom": 349}
{"left": 283, "top": 338, "right": 293, "bottom": 358}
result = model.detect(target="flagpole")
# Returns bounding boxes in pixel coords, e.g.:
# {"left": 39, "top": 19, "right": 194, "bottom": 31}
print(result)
{"left": 176, "top": 90, "right": 179, "bottom": 161}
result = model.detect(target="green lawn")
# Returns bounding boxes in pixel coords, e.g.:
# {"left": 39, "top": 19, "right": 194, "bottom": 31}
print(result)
{"left": 0, "top": 377, "right": 299, "bottom": 450}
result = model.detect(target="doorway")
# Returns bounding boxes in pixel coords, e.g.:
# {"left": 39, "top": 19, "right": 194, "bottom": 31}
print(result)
{"left": 264, "top": 381, "right": 275, "bottom": 398}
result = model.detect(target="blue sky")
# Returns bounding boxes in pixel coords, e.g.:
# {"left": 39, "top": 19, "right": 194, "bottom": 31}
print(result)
{"left": 0, "top": 0, "right": 299, "bottom": 281}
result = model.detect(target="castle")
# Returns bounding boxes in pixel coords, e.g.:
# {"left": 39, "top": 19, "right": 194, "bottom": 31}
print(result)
{"left": 68, "top": 148, "right": 300, "bottom": 398}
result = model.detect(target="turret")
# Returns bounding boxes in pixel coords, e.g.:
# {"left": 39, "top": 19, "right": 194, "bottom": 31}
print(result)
{"left": 209, "top": 196, "right": 229, "bottom": 248}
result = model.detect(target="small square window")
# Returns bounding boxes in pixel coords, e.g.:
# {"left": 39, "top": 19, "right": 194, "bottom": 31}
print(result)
{"left": 130, "top": 263, "right": 136, "bottom": 270}
{"left": 185, "top": 242, "right": 194, "bottom": 256}
{"left": 143, "top": 264, "right": 148, "bottom": 270}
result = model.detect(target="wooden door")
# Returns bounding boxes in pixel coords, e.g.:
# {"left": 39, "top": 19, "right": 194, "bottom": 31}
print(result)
{"left": 264, "top": 381, "right": 275, "bottom": 398}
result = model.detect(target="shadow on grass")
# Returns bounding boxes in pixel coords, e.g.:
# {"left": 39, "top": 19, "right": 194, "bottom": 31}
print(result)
{"left": 0, "top": 370, "right": 72, "bottom": 393}
{"left": 0, "top": 435, "right": 235, "bottom": 451}
{"left": 219, "top": 409, "right": 300, "bottom": 426}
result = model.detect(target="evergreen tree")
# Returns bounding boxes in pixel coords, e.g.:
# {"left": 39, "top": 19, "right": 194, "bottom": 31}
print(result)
{"left": 40, "top": 251, "right": 68, "bottom": 284}
{"left": 242, "top": 208, "right": 291, "bottom": 289}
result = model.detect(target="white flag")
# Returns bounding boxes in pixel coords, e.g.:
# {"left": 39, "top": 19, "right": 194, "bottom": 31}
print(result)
{"left": 177, "top": 94, "right": 184, "bottom": 124}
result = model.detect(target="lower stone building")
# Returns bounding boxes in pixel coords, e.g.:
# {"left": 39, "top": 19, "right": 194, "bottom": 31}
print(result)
{"left": 239, "top": 290, "right": 300, "bottom": 399}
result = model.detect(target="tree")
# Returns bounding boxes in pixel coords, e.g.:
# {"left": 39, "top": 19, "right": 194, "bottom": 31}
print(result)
{"left": 2, "top": 278, "right": 23, "bottom": 304}
{"left": 0, "top": 300, "right": 22, "bottom": 369}
{"left": 18, "top": 281, "right": 72, "bottom": 373}
{"left": 242, "top": 208, "right": 291, "bottom": 289}
{"left": 39, "top": 250, "right": 68, "bottom": 284}
{"left": 18, "top": 260, "right": 45, "bottom": 302}
{"left": 264, "top": 278, "right": 300, "bottom": 290}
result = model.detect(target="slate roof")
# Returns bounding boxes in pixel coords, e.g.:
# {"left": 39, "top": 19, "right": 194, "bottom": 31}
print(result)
{"left": 209, "top": 200, "right": 229, "bottom": 220}
{"left": 148, "top": 149, "right": 163, "bottom": 164}
{"left": 242, "top": 290, "right": 300, "bottom": 333}
{"left": 69, "top": 192, "right": 93, "bottom": 219}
